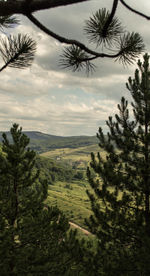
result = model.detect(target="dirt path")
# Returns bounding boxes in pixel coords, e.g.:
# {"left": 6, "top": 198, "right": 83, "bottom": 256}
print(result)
{"left": 69, "top": 222, "right": 92, "bottom": 236}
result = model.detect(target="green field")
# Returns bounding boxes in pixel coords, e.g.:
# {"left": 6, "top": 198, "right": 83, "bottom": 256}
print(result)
{"left": 46, "top": 180, "right": 93, "bottom": 229}
{"left": 40, "top": 144, "right": 104, "bottom": 168}
{"left": 40, "top": 144, "right": 106, "bottom": 230}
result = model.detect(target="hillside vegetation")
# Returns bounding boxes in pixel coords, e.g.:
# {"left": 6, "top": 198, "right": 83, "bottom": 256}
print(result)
{"left": 0, "top": 131, "right": 100, "bottom": 230}
{"left": 35, "top": 155, "right": 93, "bottom": 229}
{"left": 40, "top": 144, "right": 104, "bottom": 168}
{"left": 46, "top": 180, "right": 92, "bottom": 229}
{"left": 0, "top": 131, "right": 98, "bottom": 153}
{"left": 34, "top": 138, "right": 107, "bottom": 230}
{"left": 0, "top": 130, "right": 105, "bottom": 230}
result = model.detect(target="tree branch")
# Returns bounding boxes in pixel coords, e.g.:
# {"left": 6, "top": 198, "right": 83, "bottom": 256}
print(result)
{"left": 102, "top": 0, "right": 119, "bottom": 36}
{"left": 120, "top": 0, "right": 150, "bottom": 20}
{"left": 26, "top": 13, "right": 120, "bottom": 60}
{"left": 0, "top": 0, "right": 89, "bottom": 16}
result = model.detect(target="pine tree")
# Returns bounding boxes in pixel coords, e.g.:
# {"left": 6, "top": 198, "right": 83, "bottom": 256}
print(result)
{"left": 0, "top": 123, "right": 84, "bottom": 276}
{"left": 86, "top": 53, "right": 150, "bottom": 275}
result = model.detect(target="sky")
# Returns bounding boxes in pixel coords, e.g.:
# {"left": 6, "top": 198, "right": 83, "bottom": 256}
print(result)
{"left": 0, "top": 0, "right": 150, "bottom": 136}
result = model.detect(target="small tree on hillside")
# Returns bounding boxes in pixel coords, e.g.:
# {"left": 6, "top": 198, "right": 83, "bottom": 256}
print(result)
{"left": 0, "top": 124, "right": 84, "bottom": 276}
{"left": 86, "top": 53, "right": 150, "bottom": 275}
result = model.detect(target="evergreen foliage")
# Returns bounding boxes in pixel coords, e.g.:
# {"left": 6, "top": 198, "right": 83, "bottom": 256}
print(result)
{"left": 0, "top": 124, "right": 84, "bottom": 276}
{"left": 0, "top": 34, "right": 36, "bottom": 72}
{"left": 86, "top": 53, "right": 150, "bottom": 275}
{"left": 0, "top": 12, "right": 36, "bottom": 72}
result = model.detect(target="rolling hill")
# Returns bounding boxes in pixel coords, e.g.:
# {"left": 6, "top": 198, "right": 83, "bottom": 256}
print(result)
{"left": 0, "top": 131, "right": 98, "bottom": 153}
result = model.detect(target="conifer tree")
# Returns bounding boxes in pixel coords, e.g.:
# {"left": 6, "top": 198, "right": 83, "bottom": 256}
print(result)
{"left": 87, "top": 53, "right": 150, "bottom": 275}
{"left": 0, "top": 123, "right": 84, "bottom": 276}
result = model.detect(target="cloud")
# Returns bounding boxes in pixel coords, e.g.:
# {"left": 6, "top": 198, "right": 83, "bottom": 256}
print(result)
{"left": 0, "top": 1, "right": 149, "bottom": 135}
{"left": 0, "top": 88, "right": 121, "bottom": 136}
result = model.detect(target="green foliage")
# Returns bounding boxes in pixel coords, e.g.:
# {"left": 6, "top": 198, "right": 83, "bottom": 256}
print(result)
{"left": 87, "top": 53, "right": 150, "bottom": 275}
{"left": 74, "top": 170, "right": 84, "bottom": 180}
{"left": 46, "top": 180, "right": 92, "bottom": 228}
{"left": 35, "top": 155, "right": 76, "bottom": 183}
{"left": 0, "top": 124, "right": 85, "bottom": 275}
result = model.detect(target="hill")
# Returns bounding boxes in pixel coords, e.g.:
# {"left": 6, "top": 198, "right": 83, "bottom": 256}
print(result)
{"left": 0, "top": 131, "right": 98, "bottom": 153}
{"left": 35, "top": 155, "right": 92, "bottom": 229}
{"left": 40, "top": 144, "right": 103, "bottom": 169}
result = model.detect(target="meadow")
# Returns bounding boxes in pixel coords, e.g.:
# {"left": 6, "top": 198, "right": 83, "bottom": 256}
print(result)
{"left": 46, "top": 179, "right": 92, "bottom": 229}
{"left": 40, "top": 144, "right": 107, "bottom": 233}
{"left": 40, "top": 144, "right": 104, "bottom": 167}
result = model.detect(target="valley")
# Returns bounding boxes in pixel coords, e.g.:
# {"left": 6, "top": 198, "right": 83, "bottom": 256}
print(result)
{"left": 30, "top": 134, "right": 104, "bottom": 232}
{"left": 0, "top": 130, "right": 102, "bottom": 234}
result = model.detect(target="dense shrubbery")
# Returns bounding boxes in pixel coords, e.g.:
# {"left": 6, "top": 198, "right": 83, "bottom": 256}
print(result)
{"left": 35, "top": 156, "right": 85, "bottom": 185}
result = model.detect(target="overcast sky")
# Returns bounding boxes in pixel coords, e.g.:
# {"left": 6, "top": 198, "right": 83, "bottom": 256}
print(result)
{"left": 0, "top": 0, "right": 149, "bottom": 136}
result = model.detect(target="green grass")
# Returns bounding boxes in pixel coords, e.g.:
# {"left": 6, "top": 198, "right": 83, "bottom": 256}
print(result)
{"left": 46, "top": 180, "right": 93, "bottom": 229}
{"left": 40, "top": 144, "right": 105, "bottom": 168}
{"left": 42, "top": 145, "right": 107, "bottom": 229}
{"left": 41, "top": 144, "right": 108, "bottom": 237}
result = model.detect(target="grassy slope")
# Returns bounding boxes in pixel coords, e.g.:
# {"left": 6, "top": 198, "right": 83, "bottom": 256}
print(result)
{"left": 40, "top": 144, "right": 104, "bottom": 166}
{"left": 42, "top": 145, "right": 106, "bottom": 229}
{"left": 46, "top": 180, "right": 92, "bottom": 229}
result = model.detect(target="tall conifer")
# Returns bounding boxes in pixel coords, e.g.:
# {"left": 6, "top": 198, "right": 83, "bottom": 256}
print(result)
{"left": 0, "top": 124, "right": 83, "bottom": 276}
{"left": 87, "top": 53, "right": 150, "bottom": 275}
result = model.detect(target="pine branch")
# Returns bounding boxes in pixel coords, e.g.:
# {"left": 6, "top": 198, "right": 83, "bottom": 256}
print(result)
{"left": 26, "top": 13, "right": 116, "bottom": 58}
{"left": 26, "top": 13, "right": 144, "bottom": 73}
{"left": 0, "top": 34, "right": 36, "bottom": 72}
{"left": 84, "top": 8, "right": 123, "bottom": 47}
{"left": 0, "top": 15, "right": 19, "bottom": 30}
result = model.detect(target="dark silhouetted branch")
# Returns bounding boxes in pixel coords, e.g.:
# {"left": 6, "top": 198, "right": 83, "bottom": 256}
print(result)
{"left": 120, "top": 0, "right": 150, "bottom": 20}
{"left": 102, "top": 0, "right": 119, "bottom": 37}
{"left": 0, "top": 0, "right": 89, "bottom": 16}
{"left": 26, "top": 13, "right": 121, "bottom": 59}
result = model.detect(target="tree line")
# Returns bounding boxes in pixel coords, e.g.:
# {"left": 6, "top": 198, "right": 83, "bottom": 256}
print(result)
{"left": 35, "top": 155, "right": 84, "bottom": 184}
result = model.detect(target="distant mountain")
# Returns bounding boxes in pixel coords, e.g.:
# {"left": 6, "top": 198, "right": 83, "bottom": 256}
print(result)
{"left": 0, "top": 131, "right": 98, "bottom": 153}
{"left": 0, "top": 131, "right": 60, "bottom": 141}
